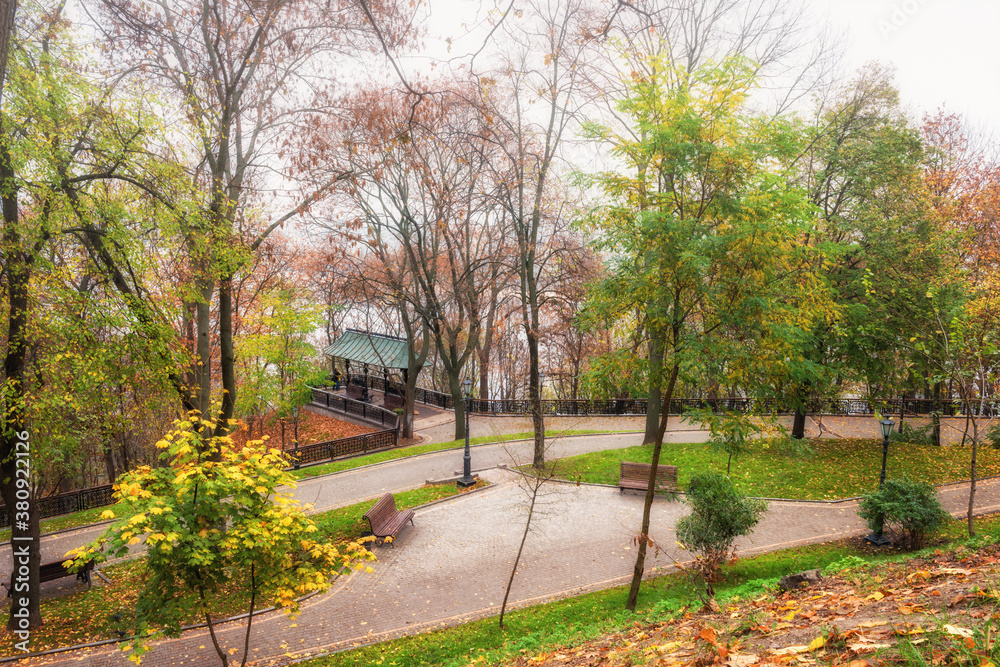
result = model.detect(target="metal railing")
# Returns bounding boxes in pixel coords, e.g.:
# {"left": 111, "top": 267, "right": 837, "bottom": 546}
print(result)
{"left": 0, "top": 484, "right": 118, "bottom": 527}
{"left": 341, "top": 375, "right": 995, "bottom": 417}
{"left": 310, "top": 387, "right": 401, "bottom": 429}
{"left": 289, "top": 428, "right": 397, "bottom": 466}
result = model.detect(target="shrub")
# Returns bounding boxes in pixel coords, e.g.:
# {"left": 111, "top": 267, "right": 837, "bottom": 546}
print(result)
{"left": 891, "top": 421, "right": 935, "bottom": 447}
{"left": 676, "top": 471, "right": 768, "bottom": 594}
{"left": 858, "top": 475, "right": 949, "bottom": 550}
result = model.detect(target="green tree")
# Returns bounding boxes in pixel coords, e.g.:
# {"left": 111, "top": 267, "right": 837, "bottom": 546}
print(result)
{"left": 0, "top": 3, "right": 183, "bottom": 630}
{"left": 68, "top": 414, "right": 372, "bottom": 666}
{"left": 580, "top": 52, "right": 821, "bottom": 611}
{"left": 237, "top": 287, "right": 325, "bottom": 450}
{"left": 784, "top": 66, "right": 935, "bottom": 438}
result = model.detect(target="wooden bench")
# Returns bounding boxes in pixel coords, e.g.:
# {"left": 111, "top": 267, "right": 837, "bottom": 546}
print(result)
{"left": 346, "top": 383, "right": 365, "bottom": 401}
{"left": 5, "top": 559, "right": 94, "bottom": 597}
{"left": 618, "top": 462, "right": 678, "bottom": 497}
{"left": 363, "top": 493, "right": 414, "bottom": 546}
{"left": 383, "top": 392, "right": 404, "bottom": 410}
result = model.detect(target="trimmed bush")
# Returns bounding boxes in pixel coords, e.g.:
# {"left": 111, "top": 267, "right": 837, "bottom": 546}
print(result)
{"left": 676, "top": 471, "right": 767, "bottom": 592}
{"left": 858, "top": 475, "right": 949, "bottom": 551}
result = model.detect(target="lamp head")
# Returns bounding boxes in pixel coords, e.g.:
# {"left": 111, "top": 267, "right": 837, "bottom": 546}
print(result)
{"left": 880, "top": 418, "right": 895, "bottom": 439}
{"left": 461, "top": 378, "right": 473, "bottom": 398}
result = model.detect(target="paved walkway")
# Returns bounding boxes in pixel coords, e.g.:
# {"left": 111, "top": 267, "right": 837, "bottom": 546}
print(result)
{"left": 11, "top": 409, "right": 994, "bottom": 665}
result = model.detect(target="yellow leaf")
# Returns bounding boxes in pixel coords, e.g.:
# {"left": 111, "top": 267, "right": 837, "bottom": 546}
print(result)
{"left": 782, "top": 610, "right": 796, "bottom": 621}
{"left": 807, "top": 635, "right": 826, "bottom": 652}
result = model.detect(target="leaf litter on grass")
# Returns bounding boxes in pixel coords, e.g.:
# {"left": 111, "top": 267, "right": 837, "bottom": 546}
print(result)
{"left": 497, "top": 542, "right": 1000, "bottom": 667}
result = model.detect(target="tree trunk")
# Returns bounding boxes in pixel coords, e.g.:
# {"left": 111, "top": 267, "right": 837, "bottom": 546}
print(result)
{"left": 195, "top": 289, "right": 213, "bottom": 415}
{"left": 626, "top": 362, "right": 679, "bottom": 612}
{"left": 791, "top": 407, "right": 807, "bottom": 440}
{"left": 1, "top": 158, "right": 42, "bottom": 630}
{"left": 527, "top": 323, "right": 545, "bottom": 468}
{"left": 644, "top": 334, "right": 663, "bottom": 445}
{"left": 215, "top": 276, "right": 236, "bottom": 439}
{"left": 932, "top": 381, "right": 943, "bottom": 447}
{"left": 967, "top": 403, "right": 978, "bottom": 537}
{"left": 791, "top": 380, "right": 811, "bottom": 439}
{"left": 448, "top": 371, "right": 467, "bottom": 441}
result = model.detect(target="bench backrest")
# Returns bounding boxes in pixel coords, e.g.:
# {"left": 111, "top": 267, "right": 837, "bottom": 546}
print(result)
{"left": 620, "top": 461, "right": 677, "bottom": 487}
{"left": 364, "top": 493, "right": 398, "bottom": 527}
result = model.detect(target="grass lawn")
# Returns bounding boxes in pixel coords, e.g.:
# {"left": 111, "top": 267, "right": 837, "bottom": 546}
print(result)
{"left": 0, "top": 483, "right": 485, "bottom": 657}
{"left": 305, "top": 514, "right": 1000, "bottom": 667}
{"left": 547, "top": 437, "right": 1000, "bottom": 500}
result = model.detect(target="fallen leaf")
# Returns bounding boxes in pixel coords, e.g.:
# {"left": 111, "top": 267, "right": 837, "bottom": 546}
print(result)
{"left": 897, "top": 604, "right": 926, "bottom": 615}
{"left": 866, "top": 591, "right": 884, "bottom": 601}
{"left": 807, "top": 635, "right": 826, "bottom": 651}
{"left": 950, "top": 594, "right": 967, "bottom": 607}
{"left": 944, "top": 624, "right": 975, "bottom": 638}
{"left": 858, "top": 621, "right": 887, "bottom": 628}
{"left": 772, "top": 645, "right": 810, "bottom": 656}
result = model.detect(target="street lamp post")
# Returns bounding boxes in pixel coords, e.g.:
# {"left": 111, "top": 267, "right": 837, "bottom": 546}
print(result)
{"left": 458, "top": 378, "right": 476, "bottom": 488}
{"left": 865, "top": 417, "right": 895, "bottom": 546}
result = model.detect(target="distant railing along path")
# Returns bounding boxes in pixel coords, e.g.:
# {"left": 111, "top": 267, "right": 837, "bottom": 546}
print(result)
{"left": 344, "top": 374, "right": 997, "bottom": 418}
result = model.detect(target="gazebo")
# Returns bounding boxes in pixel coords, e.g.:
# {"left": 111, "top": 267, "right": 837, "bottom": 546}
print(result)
{"left": 322, "top": 329, "right": 425, "bottom": 407}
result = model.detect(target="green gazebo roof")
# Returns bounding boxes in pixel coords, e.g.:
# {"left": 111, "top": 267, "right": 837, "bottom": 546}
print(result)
{"left": 322, "top": 329, "right": 426, "bottom": 370}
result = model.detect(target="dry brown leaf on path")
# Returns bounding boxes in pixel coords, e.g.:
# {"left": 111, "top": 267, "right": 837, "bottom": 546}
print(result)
{"left": 897, "top": 603, "right": 926, "bottom": 614}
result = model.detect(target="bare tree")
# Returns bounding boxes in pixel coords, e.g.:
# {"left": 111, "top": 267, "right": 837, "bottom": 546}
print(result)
{"left": 85, "top": 0, "right": 414, "bottom": 436}
{"left": 481, "top": 0, "right": 596, "bottom": 467}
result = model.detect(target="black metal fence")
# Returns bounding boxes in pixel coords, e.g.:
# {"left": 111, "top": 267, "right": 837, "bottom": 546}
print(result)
{"left": 310, "top": 387, "right": 401, "bottom": 429}
{"left": 290, "top": 428, "right": 398, "bottom": 466}
{"left": 0, "top": 484, "right": 116, "bottom": 527}
{"left": 342, "top": 375, "right": 997, "bottom": 418}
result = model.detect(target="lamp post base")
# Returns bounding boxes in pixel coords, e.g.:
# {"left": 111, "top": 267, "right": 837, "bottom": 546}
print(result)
{"left": 457, "top": 476, "right": 477, "bottom": 488}
{"left": 864, "top": 532, "right": 892, "bottom": 547}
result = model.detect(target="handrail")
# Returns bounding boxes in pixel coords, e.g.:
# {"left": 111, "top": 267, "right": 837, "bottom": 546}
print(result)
{"left": 344, "top": 375, "right": 996, "bottom": 418}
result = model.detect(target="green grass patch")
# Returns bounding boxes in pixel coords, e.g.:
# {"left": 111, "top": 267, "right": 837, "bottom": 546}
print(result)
{"left": 303, "top": 542, "right": 856, "bottom": 667}
{"left": 305, "top": 514, "right": 1000, "bottom": 667}
{"left": 547, "top": 437, "right": 1000, "bottom": 500}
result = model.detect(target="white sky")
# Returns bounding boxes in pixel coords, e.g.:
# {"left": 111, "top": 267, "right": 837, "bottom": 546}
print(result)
{"left": 417, "top": 1, "right": 1000, "bottom": 133}
{"left": 813, "top": 0, "right": 1000, "bottom": 132}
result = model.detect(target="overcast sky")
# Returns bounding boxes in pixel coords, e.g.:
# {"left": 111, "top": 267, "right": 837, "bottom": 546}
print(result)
{"left": 813, "top": 0, "right": 1000, "bottom": 132}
